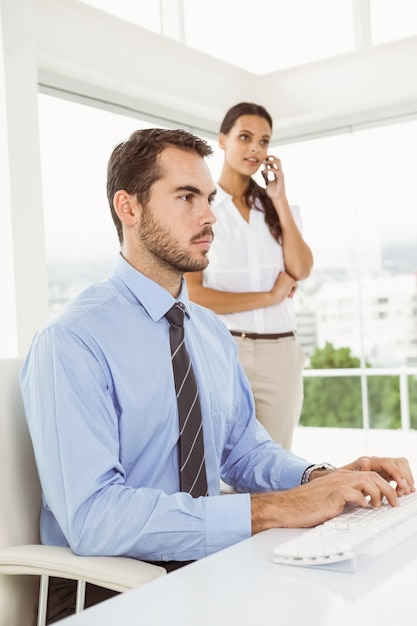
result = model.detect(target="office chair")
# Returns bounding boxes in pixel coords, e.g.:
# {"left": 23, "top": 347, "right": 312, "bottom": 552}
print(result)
{"left": 0, "top": 358, "right": 166, "bottom": 626}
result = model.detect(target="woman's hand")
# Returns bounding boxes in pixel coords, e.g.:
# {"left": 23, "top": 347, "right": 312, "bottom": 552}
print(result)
{"left": 269, "top": 271, "right": 298, "bottom": 304}
{"left": 263, "top": 155, "right": 286, "bottom": 201}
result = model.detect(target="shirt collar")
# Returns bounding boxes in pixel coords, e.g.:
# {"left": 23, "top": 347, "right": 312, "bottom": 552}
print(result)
{"left": 215, "top": 182, "right": 263, "bottom": 211}
{"left": 112, "top": 253, "right": 191, "bottom": 322}
{"left": 214, "top": 183, "right": 232, "bottom": 208}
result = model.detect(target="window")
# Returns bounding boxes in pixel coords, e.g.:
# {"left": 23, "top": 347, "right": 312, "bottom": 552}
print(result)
{"left": 38, "top": 95, "right": 153, "bottom": 310}
{"left": 271, "top": 119, "right": 417, "bottom": 371}
{"left": 39, "top": 94, "right": 417, "bottom": 372}
{"left": 37, "top": 93, "right": 417, "bottom": 429}
{"left": 38, "top": 93, "right": 219, "bottom": 313}
{"left": 370, "top": 0, "right": 417, "bottom": 44}
{"left": 274, "top": 117, "right": 417, "bottom": 429}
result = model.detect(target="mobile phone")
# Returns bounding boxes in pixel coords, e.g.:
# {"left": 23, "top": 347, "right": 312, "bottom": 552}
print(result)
{"left": 261, "top": 164, "right": 276, "bottom": 184}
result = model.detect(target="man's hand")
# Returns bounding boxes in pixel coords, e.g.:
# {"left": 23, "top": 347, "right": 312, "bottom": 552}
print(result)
{"left": 251, "top": 457, "right": 415, "bottom": 535}
{"left": 340, "top": 456, "right": 415, "bottom": 497}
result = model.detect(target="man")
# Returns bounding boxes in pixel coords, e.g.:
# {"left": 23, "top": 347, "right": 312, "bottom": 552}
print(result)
{"left": 20, "top": 128, "right": 414, "bottom": 620}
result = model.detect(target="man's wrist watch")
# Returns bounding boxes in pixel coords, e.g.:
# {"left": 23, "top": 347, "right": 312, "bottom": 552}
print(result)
{"left": 301, "top": 463, "right": 335, "bottom": 485}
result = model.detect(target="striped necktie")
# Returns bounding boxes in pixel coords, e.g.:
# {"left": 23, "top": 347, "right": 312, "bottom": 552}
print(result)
{"left": 165, "top": 302, "right": 208, "bottom": 497}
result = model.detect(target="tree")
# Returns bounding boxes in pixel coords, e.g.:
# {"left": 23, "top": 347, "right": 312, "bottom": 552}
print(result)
{"left": 367, "top": 375, "right": 401, "bottom": 429}
{"left": 301, "top": 342, "right": 416, "bottom": 429}
{"left": 300, "top": 343, "right": 363, "bottom": 428}
{"left": 409, "top": 376, "right": 417, "bottom": 429}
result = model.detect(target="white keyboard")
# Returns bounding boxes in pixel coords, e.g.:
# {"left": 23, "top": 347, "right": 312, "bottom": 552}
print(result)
{"left": 272, "top": 491, "right": 417, "bottom": 572}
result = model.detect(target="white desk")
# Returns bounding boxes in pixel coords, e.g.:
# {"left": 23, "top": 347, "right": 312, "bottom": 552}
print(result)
{"left": 60, "top": 526, "right": 417, "bottom": 626}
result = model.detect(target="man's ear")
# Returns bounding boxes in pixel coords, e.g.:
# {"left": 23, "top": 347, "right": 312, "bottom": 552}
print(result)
{"left": 113, "top": 191, "right": 140, "bottom": 227}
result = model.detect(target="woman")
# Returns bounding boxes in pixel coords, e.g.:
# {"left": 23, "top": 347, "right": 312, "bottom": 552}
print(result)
{"left": 186, "top": 102, "right": 313, "bottom": 450}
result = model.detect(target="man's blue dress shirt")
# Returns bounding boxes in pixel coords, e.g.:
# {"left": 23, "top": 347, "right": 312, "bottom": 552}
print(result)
{"left": 20, "top": 254, "right": 310, "bottom": 563}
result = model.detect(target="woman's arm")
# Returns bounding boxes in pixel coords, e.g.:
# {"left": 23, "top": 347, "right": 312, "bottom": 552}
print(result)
{"left": 274, "top": 196, "right": 313, "bottom": 280}
{"left": 264, "top": 155, "right": 313, "bottom": 280}
{"left": 185, "top": 271, "right": 297, "bottom": 315}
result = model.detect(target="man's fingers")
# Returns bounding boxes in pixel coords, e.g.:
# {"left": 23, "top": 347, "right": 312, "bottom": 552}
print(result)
{"left": 328, "top": 484, "right": 370, "bottom": 511}
{"left": 340, "top": 456, "right": 415, "bottom": 495}
{"left": 315, "top": 468, "right": 400, "bottom": 509}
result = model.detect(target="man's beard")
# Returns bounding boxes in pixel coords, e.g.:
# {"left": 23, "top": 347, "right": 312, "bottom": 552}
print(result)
{"left": 138, "top": 207, "right": 213, "bottom": 273}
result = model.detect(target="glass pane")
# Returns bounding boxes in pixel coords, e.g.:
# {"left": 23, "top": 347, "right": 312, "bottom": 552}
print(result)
{"left": 276, "top": 118, "right": 417, "bottom": 430}
{"left": 352, "top": 119, "right": 417, "bottom": 368}
{"left": 368, "top": 375, "right": 401, "bottom": 429}
{"left": 301, "top": 374, "right": 363, "bottom": 428}
{"left": 38, "top": 94, "right": 160, "bottom": 314}
{"left": 183, "top": 0, "right": 354, "bottom": 74}
{"left": 371, "top": 0, "right": 417, "bottom": 44}
{"left": 409, "top": 374, "right": 417, "bottom": 429}
{"left": 38, "top": 94, "right": 417, "bottom": 433}
{"left": 273, "top": 133, "right": 360, "bottom": 361}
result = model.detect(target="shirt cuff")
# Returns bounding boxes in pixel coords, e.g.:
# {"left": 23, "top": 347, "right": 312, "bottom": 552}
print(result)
{"left": 204, "top": 493, "right": 251, "bottom": 555}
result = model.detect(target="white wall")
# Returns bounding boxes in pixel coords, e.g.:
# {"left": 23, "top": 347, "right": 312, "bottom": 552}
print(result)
{"left": 0, "top": 0, "right": 49, "bottom": 356}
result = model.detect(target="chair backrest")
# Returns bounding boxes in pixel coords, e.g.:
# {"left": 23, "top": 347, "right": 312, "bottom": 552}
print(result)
{"left": 0, "top": 358, "right": 41, "bottom": 626}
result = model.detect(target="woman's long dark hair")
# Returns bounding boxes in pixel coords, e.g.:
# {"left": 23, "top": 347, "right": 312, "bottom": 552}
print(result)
{"left": 219, "top": 102, "right": 282, "bottom": 243}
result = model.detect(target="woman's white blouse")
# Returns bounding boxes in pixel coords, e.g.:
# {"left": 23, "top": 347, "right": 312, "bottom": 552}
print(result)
{"left": 203, "top": 185, "right": 302, "bottom": 334}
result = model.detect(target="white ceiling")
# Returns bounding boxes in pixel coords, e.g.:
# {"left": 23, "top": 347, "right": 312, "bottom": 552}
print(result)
{"left": 37, "top": 0, "right": 417, "bottom": 143}
{"left": 78, "top": 0, "right": 417, "bottom": 74}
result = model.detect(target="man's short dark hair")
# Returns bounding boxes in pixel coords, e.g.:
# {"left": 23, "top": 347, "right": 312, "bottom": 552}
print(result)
{"left": 107, "top": 128, "right": 213, "bottom": 245}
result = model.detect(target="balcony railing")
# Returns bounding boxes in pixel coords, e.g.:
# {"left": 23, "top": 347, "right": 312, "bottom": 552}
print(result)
{"left": 302, "top": 366, "right": 417, "bottom": 431}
